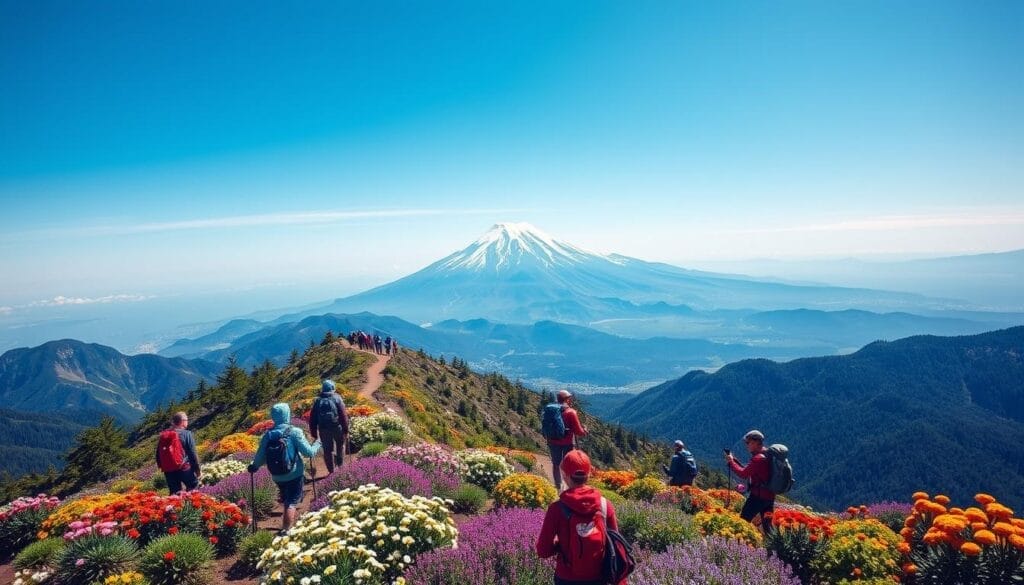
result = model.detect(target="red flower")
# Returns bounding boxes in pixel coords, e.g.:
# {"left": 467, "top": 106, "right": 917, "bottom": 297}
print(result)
{"left": 209, "top": 536, "right": 219, "bottom": 544}
{"left": 127, "top": 528, "right": 140, "bottom": 539}
{"left": 168, "top": 526, "right": 179, "bottom": 535}
{"left": 163, "top": 551, "right": 176, "bottom": 562}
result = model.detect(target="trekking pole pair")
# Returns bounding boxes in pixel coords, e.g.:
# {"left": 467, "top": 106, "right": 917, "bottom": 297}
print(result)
{"left": 249, "top": 471, "right": 257, "bottom": 534}
{"left": 308, "top": 457, "right": 319, "bottom": 502}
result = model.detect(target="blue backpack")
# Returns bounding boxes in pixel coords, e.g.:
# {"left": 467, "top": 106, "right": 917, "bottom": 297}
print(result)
{"left": 265, "top": 425, "right": 296, "bottom": 475}
{"left": 541, "top": 403, "right": 567, "bottom": 440}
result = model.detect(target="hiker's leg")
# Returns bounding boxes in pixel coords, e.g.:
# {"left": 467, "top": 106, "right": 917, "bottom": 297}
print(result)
{"left": 548, "top": 444, "right": 567, "bottom": 490}
{"left": 182, "top": 469, "right": 199, "bottom": 491}
{"left": 279, "top": 476, "right": 304, "bottom": 530}
{"left": 321, "top": 428, "right": 336, "bottom": 474}
{"left": 333, "top": 427, "right": 344, "bottom": 468}
{"left": 166, "top": 471, "right": 183, "bottom": 494}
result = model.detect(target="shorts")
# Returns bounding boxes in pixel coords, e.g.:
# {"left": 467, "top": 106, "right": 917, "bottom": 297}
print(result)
{"left": 276, "top": 476, "right": 305, "bottom": 508}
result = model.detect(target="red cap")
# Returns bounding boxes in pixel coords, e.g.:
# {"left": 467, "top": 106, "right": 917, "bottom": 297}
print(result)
{"left": 559, "top": 449, "right": 592, "bottom": 479}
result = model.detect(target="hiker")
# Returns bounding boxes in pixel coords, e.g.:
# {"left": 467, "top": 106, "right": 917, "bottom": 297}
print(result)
{"left": 725, "top": 429, "right": 775, "bottom": 528}
{"left": 536, "top": 450, "right": 629, "bottom": 585}
{"left": 248, "top": 403, "right": 321, "bottom": 533}
{"left": 309, "top": 379, "right": 349, "bottom": 473}
{"left": 543, "top": 390, "right": 588, "bottom": 491}
{"left": 384, "top": 336, "right": 392, "bottom": 355}
{"left": 662, "top": 439, "right": 698, "bottom": 487}
{"left": 390, "top": 338, "right": 399, "bottom": 356}
{"left": 374, "top": 334, "right": 383, "bottom": 354}
{"left": 156, "top": 411, "right": 202, "bottom": 493}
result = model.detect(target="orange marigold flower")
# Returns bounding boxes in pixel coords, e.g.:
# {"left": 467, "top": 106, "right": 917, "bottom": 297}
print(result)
{"left": 965, "top": 508, "right": 988, "bottom": 523}
{"left": 985, "top": 503, "right": 1014, "bottom": 520}
{"left": 934, "top": 495, "right": 951, "bottom": 506}
{"left": 933, "top": 515, "right": 968, "bottom": 533}
{"left": 852, "top": 568, "right": 863, "bottom": 577}
{"left": 926, "top": 502, "right": 948, "bottom": 515}
{"left": 973, "top": 529, "right": 997, "bottom": 546}
{"left": 975, "top": 494, "right": 996, "bottom": 506}
{"left": 912, "top": 492, "right": 930, "bottom": 501}
{"left": 960, "top": 542, "right": 982, "bottom": 556}
{"left": 898, "top": 542, "right": 911, "bottom": 555}
{"left": 1010, "top": 534, "right": 1024, "bottom": 550}
{"left": 971, "top": 522, "right": 989, "bottom": 532}
{"left": 903, "top": 563, "right": 918, "bottom": 575}
{"left": 993, "top": 522, "right": 1016, "bottom": 537}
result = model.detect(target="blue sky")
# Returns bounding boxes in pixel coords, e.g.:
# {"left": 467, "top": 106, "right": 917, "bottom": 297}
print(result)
{"left": 2, "top": 1, "right": 1023, "bottom": 306}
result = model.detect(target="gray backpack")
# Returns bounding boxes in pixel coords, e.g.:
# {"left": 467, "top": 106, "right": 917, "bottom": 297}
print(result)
{"left": 765, "top": 444, "right": 794, "bottom": 495}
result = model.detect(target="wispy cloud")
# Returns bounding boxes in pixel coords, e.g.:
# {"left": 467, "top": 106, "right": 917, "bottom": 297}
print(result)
{"left": 728, "top": 210, "right": 1024, "bottom": 234}
{"left": 0, "top": 294, "right": 156, "bottom": 315}
{"left": 17, "top": 208, "right": 524, "bottom": 240}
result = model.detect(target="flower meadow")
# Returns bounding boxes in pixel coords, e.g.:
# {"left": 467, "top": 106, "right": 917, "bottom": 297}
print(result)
{"left": 455, "top": 449, "right": 515, "bottom": 492}
{"left": 348, "top": 412, "right": 411, "bottom": 451}
{"left": 309, "top": 457, "right": 435, "bottom": 510}
{"left": 198, "top": 458, "right": 248, "bottom": 485}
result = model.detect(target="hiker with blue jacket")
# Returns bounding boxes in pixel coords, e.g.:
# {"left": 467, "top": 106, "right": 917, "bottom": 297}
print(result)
{"left": 662, "top": 439, "right": 698, "bottom": 487}
{"left": 542, "top": 390, "right": 588, "bottom": 492}
{"left": 248, "top": 402, "right": 321, "bottom": 533}
{"left": 309, "top": 379, "right": 349, "bottom": 474}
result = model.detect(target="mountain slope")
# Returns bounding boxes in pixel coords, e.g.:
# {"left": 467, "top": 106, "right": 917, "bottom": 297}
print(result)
{"left": 0, "top": 339, "right": 221, "bottom": 422}
{"left": 0, "top": 408, "right": 90, "bottom": 477}
{"left": 314, "top": 222, "right": 945, "bottom": 324}
{"left": 611, "top": 326, "right": 1024, "bottom": 510}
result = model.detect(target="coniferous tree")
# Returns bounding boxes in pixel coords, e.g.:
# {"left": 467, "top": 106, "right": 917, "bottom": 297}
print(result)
{"left": 63, "top": 416, "right": 127, "bottom": 490}
{"left": 288, "top": 348, "right": 300, "bottom": 365}
{"left": 217, "top": 355, "right": 250, "bottom": 403}
{"left": 321, "top": 331, "right": 335, "bottom": 346}
{"left": 248, "top": 360, "right": 277, "bottom": 406}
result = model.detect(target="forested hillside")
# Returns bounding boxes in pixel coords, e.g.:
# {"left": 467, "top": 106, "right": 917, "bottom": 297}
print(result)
{"left": 613, "top": 326, "right": 1024, "bottom": 509}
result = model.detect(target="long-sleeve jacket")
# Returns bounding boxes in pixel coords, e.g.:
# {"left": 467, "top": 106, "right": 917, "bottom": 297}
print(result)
{"left": 536, "top": 485, "right": 625, "bottom": 584}
{"left": 729, "top": 449, "right": 774, "bottom": 500}
{"left": 547, "top": 406, "right": 586, "bottom": 447}
{"left": 664, "top": 449, "right": 697, "bottom": 485}
{"left": 249, "top": 403, "right": 320, "bottom": 483}
{"left": 309, "top": 391, "right": 349, "bottom": 439}
{"left": 155, "top": 427, "right": 201, "bottom": 474}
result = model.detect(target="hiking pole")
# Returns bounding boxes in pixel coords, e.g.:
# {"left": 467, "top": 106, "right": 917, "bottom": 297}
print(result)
{"left": 309, "top": 457, "right": 318, "bottom": 502}
{"left": 249, "top": 471, "right": 257, "bottom": 535}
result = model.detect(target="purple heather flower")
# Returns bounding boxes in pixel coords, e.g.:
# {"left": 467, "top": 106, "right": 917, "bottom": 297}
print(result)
{"left": 310, "top": 457, "right": 434, "bottom": 511}
{"left": 631, "top": 537, "right": 800, "bottom": 585}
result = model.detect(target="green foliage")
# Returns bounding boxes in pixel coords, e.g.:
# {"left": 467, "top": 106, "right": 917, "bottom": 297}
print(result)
{"left": 358, "top": 442, "right": 388, "bottom": 457}
{"left": 512, "top": 452, "right": 535, "bottom": 472}
{"left": 448, "top": 483, "right": 488, "bottom": 514}
{"left": 13, "top": 537, "right": 65, "bottom": 570}
{"left": 0, "top": 503, "right": 54, "bottom": 556}
{"left": 598, "top": 487, "right": 627, "bottom": 509}
{"left": 237, "top": 531, "right": 274, "bottom": 575}
{"left": 812, "top": 519, "right": 901, "bottom": 583}
{"left": 140, "top": 533, "right": 214, "bottom": 585}
{"left": 615, "top": 501, "right": 697, "bottom": 552}
{"left": 61, "top": 417, "right": 129, "bottom": 493}
{"left": 151, "top": 474, "right": 168, "bottom": 491}
{"left": 0, "top": 409, "right": 87, "bottom": 478}
{"left": 382, "top": 429, "right": 406, "bottom": 445}
{"left": 111, "top": 478, "right": 144, "bottom": 493}
{"left": 764, "top": 526, "right": 827, "bottom": 584}
{"left": 56, "top": 535, "right": 140, "bottom": 585}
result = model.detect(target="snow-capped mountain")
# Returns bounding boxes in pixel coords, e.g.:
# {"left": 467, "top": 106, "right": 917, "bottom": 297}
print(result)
{"left": 315, "top": 222, "right": 944, "bottom": 325}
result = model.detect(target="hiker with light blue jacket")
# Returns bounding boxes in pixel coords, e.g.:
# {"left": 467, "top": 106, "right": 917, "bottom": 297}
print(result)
{"left": 248, "top": 402, "right": 320, "bottom": 533}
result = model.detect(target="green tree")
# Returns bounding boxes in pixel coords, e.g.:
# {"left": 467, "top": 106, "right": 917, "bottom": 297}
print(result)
{"left": 63, "top": 416, "right": 127, "bottom": 490}
{"left": 217, "top": 356, "right": 250, "bottom": 403}
{"left": 248, "top": 360, "right": 277, "bottom": 406}
{"left": 288, "top": 349, "right": 300, "bottom": 366}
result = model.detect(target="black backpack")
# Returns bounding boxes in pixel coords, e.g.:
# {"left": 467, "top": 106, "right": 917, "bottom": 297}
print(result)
{"left": 315, "top": 396, "right": 340, "bottom": 427}
{"left": 265, "top": 425, "right": 296, "bottom": 475}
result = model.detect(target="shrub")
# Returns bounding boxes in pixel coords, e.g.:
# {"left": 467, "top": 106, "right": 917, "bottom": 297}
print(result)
{"left": 39, "top": 493, "right": 130, "bottom": 540}
{"left": 812, "top": 518, "right": 901, "bottom": 584}
{"left": 705, "top": 487, "right": 745, "bottom": 513}
{"left": 631, "top": 537, "right": 800, "bottom": 585}
{"left": 110, "top": 479, "right": 144, "bottom": 494}
{"left": 379, "top": 442, "right": 464, "bottom": 494}
{"left": 483, "top": 446, "right": 537, "bottom": 473}
{"left": 615, "top": 501, "right": 697, "bottom": 552}
{"left": 199, "top": 467, "right": 275, "bottom": 522}
{"left": 597, "top": 488, "right": 627, "bottom": 509}
{"left": 653, "top": 485, "right": 717, "bottom": 514}
{"left": 259, "top": 485, "right": 458, "bottom": 583}
{"left": 620, "top": 476, "right": 667, "bottom": 502}
{"left": 198, "top": 459, "right": 247, "bottom": 486}
{"left": 764, "top": 508, "right": 835, "bottom": 584}
{"left": 139, "top": 533, "right": 214, "bottom": 585}
{"left": 237, "top": 530, "right": 274, "bottom": 574}
{"left": 695, "top": 508, "right": 764, "bottom": 546}
{"left": 404, "top": 508, "right": 554, "bottom": 584}
{"left": 382, "top": 429, "right": 406, "bottom": 445}
{"left": 209, "top": 433, "right": 259, "bottom": 460}
{"left": 56, "top": 535, "right": 139, "bottom": 585}
{"left": 493, "top": 473, "right": 558, "bottom": 509}
{"left": 309, "top": 457, "right": 433, "bottom": 510}
{"left": 591, "top": 470, "right": 636, "bottom": 492}
{"left": 358, "top": 441, "right": 388, "bottom": 456}
{"left": 348, "top": 412, "right": 411, "bottom": 451}
{"left": 0, "top": 494, "right": 61, "bottom": 555}
{"left": 13, "top": 538, "right": 65, "bottom": 570}
{"left": 448, "top": 484, "right": 488, "bottom": 514}
{"left": 151, "top": 475, "right": 168, "bottom": 491}
{"left": 456, "top": 449, "right": 514, "bottom": 492}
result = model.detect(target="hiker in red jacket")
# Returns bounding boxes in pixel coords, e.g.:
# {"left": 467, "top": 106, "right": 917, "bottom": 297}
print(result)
{"left": 725, "top": 429, "right": 775, "bottom": 528}
{"left": 536, "top": 450, "right": 626, "bottom": 585}
{"left": 548, "top": 390, "right": 588, "bottom": 491}
{"left": 155, "top": 411, "right": 202, "bottom": 493}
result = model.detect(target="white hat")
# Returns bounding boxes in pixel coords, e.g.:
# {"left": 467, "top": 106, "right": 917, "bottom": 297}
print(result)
{"left": 744, "top": 429, "right": 765, "bottom": 442}
{"left": 674, "top": 440, "right": 685, "bottom": 448}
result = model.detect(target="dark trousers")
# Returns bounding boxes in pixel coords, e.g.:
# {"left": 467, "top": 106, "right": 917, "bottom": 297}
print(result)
{"left": 740, "top": 495, "right": 775, "bottom": 531}
{"left": 668, "top": 478, "right": 694, "bottom": 487}
{"left": 548, "top": 443, "right": 573, "bottom": 490}
{"left": 164, "top": 469, "right": 198, "bottom": 494}
{"left": 555, "top": 577, "right": 604, "bottom": 585}
{"left": 320, "top": 425, "right": 346, "bottom": 473}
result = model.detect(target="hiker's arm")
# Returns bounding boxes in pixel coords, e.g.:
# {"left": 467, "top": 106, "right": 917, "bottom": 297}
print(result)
{"left": 247, "top": 436, "right": 268, "bottom": 472}
{"left": 564, "top": 409, "right": 587, "bottom": 436}
{"left": 335, "top": 396, "right": 349, "bottom": 435}
{"left": 293, "top": 428, "right": 321, "bottom": 457}
{"left": 728, "top": 455, "right": 753, "bottom": 479}
{"left": 309, "top": 415, "right": 318, "bottom": 441}
{"left": 535, "top": 506, "right": 558, "bottom": 558}
{"left": 183, "top": 432, "right": 202, "bottom": 474}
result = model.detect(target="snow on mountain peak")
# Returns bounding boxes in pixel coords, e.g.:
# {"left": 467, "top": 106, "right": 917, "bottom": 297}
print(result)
{"left": 439, "top": 222, "right": 611, "bottom": 272}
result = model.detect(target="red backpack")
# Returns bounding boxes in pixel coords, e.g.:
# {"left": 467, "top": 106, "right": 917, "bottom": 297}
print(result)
{"left": 559, "top": 497, "right": 637, "bottom": 584}
{"left": 157, "top": 429, "right": 187, "bottom": 472}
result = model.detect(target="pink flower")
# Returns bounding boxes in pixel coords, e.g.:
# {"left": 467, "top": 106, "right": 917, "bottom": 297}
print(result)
{"left": 736, "top": 484, "right": 747, "bottom": 493}
{"left": 75, "top": 559, "right": 85, "bottom": 567}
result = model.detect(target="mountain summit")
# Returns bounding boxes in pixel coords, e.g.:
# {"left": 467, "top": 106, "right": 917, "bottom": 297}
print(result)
{"left": 437, "top": 222, "right": 614, "bottom": 273}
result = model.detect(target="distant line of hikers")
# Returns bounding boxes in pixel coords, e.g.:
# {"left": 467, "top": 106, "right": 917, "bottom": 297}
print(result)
{"left": 157, "top": 377, "right": 792, "bottom": 584}
{"left": 347, "top": 330, "right": 398, "bottom": 355}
